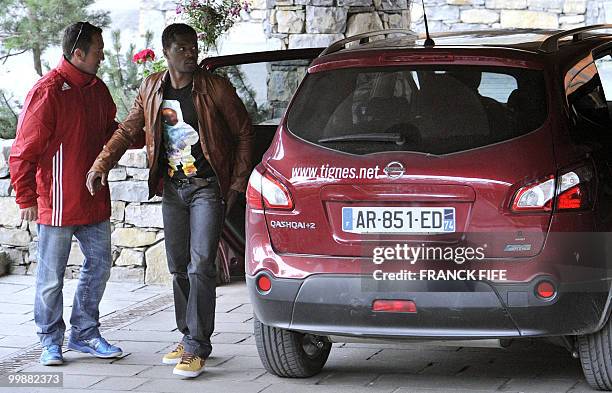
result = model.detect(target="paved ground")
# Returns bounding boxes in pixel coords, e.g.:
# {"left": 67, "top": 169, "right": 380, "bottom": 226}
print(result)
{"left": 0, "top": 274, "right": 602, "bottom": 393}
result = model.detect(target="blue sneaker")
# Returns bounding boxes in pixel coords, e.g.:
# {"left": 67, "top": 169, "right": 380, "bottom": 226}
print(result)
{"left": 40, "top": 345, "right": 63, "bottom": 366}
{"left": 67, "top": 336, "right": 123, "bottom": 358}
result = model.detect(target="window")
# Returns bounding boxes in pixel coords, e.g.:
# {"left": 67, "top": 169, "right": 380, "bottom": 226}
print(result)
{"left": 594, "top": 53, "right": 612, "bottom": 100}
{"left": 478, "top": 73, "right": 517, "bottom": 103}
{"left": 566, "top": 54, "right": 610, "bottom": 127}
{"left": 213, "top": 58, "right": 313, "bottom": 126}
{"left": 287, "top": 65, "right": 547, "bottom": 155}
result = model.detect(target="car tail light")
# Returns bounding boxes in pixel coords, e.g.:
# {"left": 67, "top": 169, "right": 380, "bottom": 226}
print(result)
{"left": 557, "top": 184, "right": 582, "bottom": 209}
{"left": 247, "top": 169, "right": 264, "bottom": 209}
{"left": 256, "top": 274, "right": 272, "bottom": 292}
{"left": 511, "top": 176, "right": 555, "bottom": 212}
{"left": 372, "top": 299, "right": 417, "bottom": 313}
{"left": 246, "top": 168, "right": 294, "bottom": 211}
{"left": 535, "top": 281, "right": 556, "bottom": 299}
{"left": 511, "top": 164, "right": 594, "bottom": 212}
{"left": 555, "top": 166, "right": 593, "bottom": 210}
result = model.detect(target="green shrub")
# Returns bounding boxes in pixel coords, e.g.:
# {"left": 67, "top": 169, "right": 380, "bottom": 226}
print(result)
{"left": 99, "top": 30, "right": 152, "bottom": 121}
{"left": 0, "top": 90, "right": 19, "bottom": 139}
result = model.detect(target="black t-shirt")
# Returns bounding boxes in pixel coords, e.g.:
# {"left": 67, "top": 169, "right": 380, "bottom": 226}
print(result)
{"left": 161, "top": 81, "right": 214, "bottom": 179}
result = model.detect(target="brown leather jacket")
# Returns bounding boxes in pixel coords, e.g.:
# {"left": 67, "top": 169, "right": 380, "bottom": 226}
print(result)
{"left": 89, "top": 68, "right": 254, "bottom": 199}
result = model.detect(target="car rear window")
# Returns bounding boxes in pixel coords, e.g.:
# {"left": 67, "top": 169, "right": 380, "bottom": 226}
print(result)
{"left": 287, "top": 65, "right": 547, "bottom": 155}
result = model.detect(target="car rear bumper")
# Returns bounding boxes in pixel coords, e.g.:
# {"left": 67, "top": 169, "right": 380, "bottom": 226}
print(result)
{"left": 247, "top": 273, "right": 611, "bottom": 338}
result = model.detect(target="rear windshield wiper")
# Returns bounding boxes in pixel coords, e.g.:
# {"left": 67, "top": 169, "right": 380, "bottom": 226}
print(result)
{"left": 318, "top": 133, "right": 403, "bottom": 143}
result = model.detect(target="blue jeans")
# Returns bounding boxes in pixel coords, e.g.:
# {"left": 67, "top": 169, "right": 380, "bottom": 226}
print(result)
{"left": 162, "top": 177, "right": 225, "bottom": 358}
{"left": 34, "top": 220, "right": 112, "bottom": 347}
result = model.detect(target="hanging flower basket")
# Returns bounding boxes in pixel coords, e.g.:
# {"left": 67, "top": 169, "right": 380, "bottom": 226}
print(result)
{"left": 176, "top": 0, "right": 250, "bottom": 51}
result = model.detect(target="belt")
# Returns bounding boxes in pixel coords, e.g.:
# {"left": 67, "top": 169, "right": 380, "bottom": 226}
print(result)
{"left": 169, "top": 176, "right": 216, "bottom": 187}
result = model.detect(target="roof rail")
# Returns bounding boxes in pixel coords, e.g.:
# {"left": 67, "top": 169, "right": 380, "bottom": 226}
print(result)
{"left": 539, "top": 24, "right": 612, "bottom": 53}
{"left": 319, "top": 29, "right": 417, "bottom": 57}
{"left": 419, "top": 28, "right": 558, "bottom": 40}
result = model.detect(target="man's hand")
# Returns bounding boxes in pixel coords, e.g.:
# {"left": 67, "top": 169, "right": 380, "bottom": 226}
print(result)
{"left": 225, "top": 189, "right": 239, "bottom": 215}
{"left": 20, "top": 206, "right": 38, "bottom": 222}
{"left": 86, "top": 171, "right": 108, "bottom": 196}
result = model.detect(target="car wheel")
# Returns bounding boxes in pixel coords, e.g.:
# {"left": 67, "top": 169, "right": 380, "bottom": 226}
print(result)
{"left": 578, "top": 317, "right": 612, "bottom": 391}
{"left": 254, "top": 316, "right": 331, "bottom": 377}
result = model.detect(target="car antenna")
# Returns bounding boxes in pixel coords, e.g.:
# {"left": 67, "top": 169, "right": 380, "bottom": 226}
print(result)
{"left": 421, "top": 0, "right": 435, "bottom": 47}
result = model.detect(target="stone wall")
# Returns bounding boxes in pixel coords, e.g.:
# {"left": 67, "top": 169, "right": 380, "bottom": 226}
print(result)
{"left": 136, "top": 0, "right": 612, "bottom": 53}
{"left": 410, "top": 0, "right": 611, "bottom": 33}
{"left": 262, "top": 0, "right": 411, "bottom": 114}
{"left": 0, "top": 139, "right": 171, "bottom": 286}
{"left": 266, "top": 0, "right": 411, "bottom": 50}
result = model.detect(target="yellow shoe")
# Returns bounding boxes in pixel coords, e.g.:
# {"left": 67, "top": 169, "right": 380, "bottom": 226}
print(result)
{"left": 173, "top": 352, "right": 205, "bottom": 378}
{"left": 162, "top": 343, "right": 184, "bottom": 365}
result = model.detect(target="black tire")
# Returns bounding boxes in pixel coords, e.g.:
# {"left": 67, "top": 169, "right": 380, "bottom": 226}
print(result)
{"left": 578, "top": 317, "right": 612, "bottom": 391}
{"left": 254, "top": 316, "right": 331, "bottom": 377}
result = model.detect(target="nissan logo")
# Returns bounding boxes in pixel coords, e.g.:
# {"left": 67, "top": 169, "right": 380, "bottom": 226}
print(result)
{"left": 384, "top": 161, "right": 404, "bottom": 179}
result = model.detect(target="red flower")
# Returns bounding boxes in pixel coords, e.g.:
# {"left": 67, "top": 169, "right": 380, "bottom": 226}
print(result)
{"left": 133, "top": 49, "right": 156, "bottom": 64}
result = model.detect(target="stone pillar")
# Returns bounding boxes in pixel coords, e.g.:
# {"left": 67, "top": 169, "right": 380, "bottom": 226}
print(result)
{"left": 267, "top": 60, "right": 311, "bottom": 118}
{"left": 267, "top": 0, "right": 411, "bottom": 50}
{"left": 265, "top": 0, "right": 410, "bottom": 112}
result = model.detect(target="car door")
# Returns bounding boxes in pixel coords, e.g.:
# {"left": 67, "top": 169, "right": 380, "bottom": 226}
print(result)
{"left": 199, "top": 48, "right": 324, "bottom": 282}
{"left": 566, "top": 48, "right": 612, "bottom": 231}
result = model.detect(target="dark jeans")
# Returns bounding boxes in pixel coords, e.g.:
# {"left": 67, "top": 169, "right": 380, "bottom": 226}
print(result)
{"left": 162, "top": 177, "right": 225, "bottom": 358}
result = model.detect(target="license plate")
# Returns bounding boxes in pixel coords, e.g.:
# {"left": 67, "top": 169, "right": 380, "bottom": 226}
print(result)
{"left": 342, "top": 207, "right": 456, "bottom": 234}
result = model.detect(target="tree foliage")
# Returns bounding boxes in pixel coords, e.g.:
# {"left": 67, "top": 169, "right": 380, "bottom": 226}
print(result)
{"left": 98, "top": 30, "right": 148, "bottom": 121}
{"left": 0, "top": 89, "right": 19, "bottom": 139}
{"left": 0, "top": 0, "right": 110, "bottom": 76}
{"left": 214, "top": 65, "right": 271, "bottom": 125}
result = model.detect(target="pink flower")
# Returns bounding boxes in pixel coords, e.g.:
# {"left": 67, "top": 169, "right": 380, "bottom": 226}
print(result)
{"left": 176, "top": 5, "right": 183, "bottom": 14}
{"left": 133, "top": 49, "right": 156, "bottom": 64}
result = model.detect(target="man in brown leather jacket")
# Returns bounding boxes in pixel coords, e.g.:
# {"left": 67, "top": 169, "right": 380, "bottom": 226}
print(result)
{"left": 86, "top": 23, "right": 253, "bottom": 378}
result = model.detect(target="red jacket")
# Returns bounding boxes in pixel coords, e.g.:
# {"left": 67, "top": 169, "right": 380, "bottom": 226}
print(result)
{"left": 9, "top": 57, "right": 117, "bottom": 226}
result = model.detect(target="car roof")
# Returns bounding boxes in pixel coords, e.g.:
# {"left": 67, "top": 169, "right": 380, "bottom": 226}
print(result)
{"left": 355, "top": 29, "right": 561, "bottom": 52}
{"left": 421, "top": 29, "right": 565, "bottom": 51}
{"left": 313, "top": 28, "right": 612, "bottom": 68}
{"left": 424, "top": 29, "right": 612, "bottom": 54}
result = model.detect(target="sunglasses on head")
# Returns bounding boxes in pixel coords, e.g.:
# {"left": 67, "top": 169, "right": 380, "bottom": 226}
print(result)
{"left": 69, "top": 22, "right": 87, "bottom": 56}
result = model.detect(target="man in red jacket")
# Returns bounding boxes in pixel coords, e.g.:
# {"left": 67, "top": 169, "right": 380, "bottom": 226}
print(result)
{"left": 9, "top": 22, "right": 123, "bottom": 366}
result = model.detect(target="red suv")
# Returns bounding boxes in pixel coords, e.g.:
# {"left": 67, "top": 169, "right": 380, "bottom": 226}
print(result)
{"left": 232, "top": 26, "right": 612, "bottom": 390}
